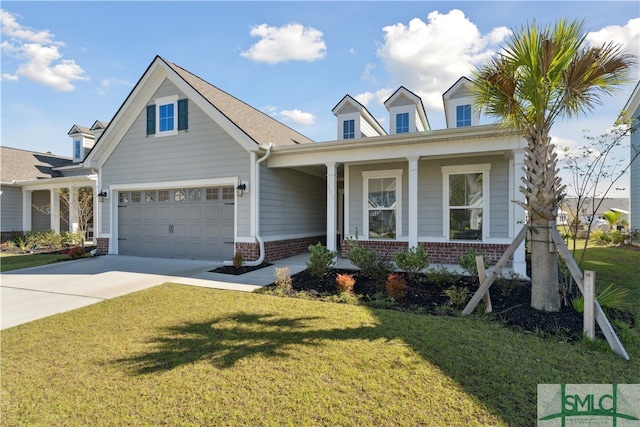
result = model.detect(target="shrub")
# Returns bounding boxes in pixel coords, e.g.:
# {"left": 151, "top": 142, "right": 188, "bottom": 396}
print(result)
{"left": 232, "top": 251, "right": 244, "bottom": 269}
{"left": 427, "top": 266, "right": 461, "bottom": 287}
{"left": 572, "top": 283, "right": 630, "bottom": 314}
{"left": 495, "top": 271, "right": 524, "bottom": 297}
{"left": 457, "top": 248, "right": 489, "bottom": 279}
{"left": 393, "top": 246, "right": 429, "bottom": 279}
{"left": 67, "top": 246, "right": 85, "bottom": 259}
{"left": 335, "top": 273, "right": 355, "bottom": 294}
{"left": 443, "top": 286, "right": 470, "bottom": 307}
{"left": 589, "top": 230, "right": 610, "bottom": 245}
{"left": 345, "top": 238, "right": 392, "bottom": 284}
{"left": 385, "top": 274, "right": 407, "bottom": 300}
{"left": 345, "top": 239, "right": 376, "bottom": 271}
{"left": 274, "top": 267, "right": 293, "bottom": 294}
{"left": 307, "top": 242, "right": 337, "bottom": 277}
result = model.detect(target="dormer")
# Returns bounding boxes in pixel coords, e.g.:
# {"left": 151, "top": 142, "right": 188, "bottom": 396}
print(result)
{"left": 67, "top": 124, "right": 95, "bottom": 163}
{"left": 384, "top": 86, "right": 430, "bottom": 135}
{"left": 332, "top": 95, "right": 386, "bottom": 140}
{"left": 443, "top": 77, "right": 481, "bottom": 129}
{"left": 90, "top": 120, "right": 108, "bottom": 143}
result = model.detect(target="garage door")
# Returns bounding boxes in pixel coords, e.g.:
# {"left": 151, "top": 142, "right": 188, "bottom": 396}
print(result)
{"left": 118, "top": 187, "right": 234, "bottom": 260}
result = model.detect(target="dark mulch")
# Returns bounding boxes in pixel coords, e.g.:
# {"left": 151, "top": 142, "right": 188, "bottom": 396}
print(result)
{"left": 210, "top": 263, "right": 272, "bottom": 275}
{"left": 264, "top": 268, "right": 634, "bottom": 341}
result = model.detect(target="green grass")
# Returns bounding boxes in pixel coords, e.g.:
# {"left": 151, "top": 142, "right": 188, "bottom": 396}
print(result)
{"left": 2, "top": 244, "right": 639, "bottom": 426}
{"left": 0, "top": 252, "right": 70, "bottom": 272}
{"left": 2, "top": 281, "right": 639, "bottom": 426}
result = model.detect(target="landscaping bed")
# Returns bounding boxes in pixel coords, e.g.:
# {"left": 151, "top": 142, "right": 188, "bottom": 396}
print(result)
{"left": 260, "top": 267, "right": 634, "bottom": 341}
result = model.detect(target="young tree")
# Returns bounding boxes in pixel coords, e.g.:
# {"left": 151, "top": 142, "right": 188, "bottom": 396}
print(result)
{"left": 561, "top": 115, "right": 639, "bottom": 264}
{"left": 471, "top": 19, "right": 635, "bottom": 311}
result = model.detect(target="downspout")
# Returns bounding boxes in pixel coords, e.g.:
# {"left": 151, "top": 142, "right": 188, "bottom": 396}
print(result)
{"left": 224, "top": 143, "right": 273, "bottom": 267}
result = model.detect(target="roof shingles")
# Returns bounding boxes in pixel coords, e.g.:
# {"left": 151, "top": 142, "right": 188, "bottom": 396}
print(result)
{"left": 1, "top": 147, "right": 73, "bottom": 182}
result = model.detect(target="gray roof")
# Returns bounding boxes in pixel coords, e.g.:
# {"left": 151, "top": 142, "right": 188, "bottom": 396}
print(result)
{"left": 164, "top": 58, "right": 315, "bottom": 147}
{"left": 0, "top": 146, "right": 73, "bottom": 182}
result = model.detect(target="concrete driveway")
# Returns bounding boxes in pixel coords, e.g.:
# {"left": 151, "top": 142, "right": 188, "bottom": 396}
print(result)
{"left": 1, "top": 254, "right": 300, "bottom": 330}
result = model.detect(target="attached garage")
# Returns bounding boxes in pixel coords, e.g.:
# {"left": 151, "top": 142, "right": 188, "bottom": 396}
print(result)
{"left": 117, "top": 186, "right": 234, "bottom": 260}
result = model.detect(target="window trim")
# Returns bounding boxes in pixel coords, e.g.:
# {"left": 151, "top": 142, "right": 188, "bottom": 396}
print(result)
{"left": 456, "top": 104, "right": 472, "bottom": 127}
{"left": 441, "top": 164, "right": 491, "bottom": 241}
{"left": 155, "top": 95, "right": 179, "bottom": 137}
{"left": 362, "top": 169, "right": 403, "bottom": 240}
{"left": 343, "top": 119, "right": 355, "bottom": 139}
{"left": 74, "top": 139, "right": 82, "bottom": 160}
{"left": 396, "top": 112, "right": 409, "bottom": 134}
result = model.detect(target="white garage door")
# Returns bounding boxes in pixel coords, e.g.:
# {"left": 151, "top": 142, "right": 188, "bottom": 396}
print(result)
{"left": 118, "top": 187, "right": 234, "bottom": 260}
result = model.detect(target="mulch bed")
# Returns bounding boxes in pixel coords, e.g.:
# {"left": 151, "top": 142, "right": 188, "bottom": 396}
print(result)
{"left": 263, "top": 268, "right": 635, "bottom": 341}
{"left": 210, "top": 263, "right": 272, "bottom": 275}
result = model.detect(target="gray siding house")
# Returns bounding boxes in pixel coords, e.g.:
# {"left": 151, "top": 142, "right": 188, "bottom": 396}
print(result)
{"left": 624, "top": 82, "right": 640, "bottom": 232}
{"left": 5, "top": 56, "right": 531, "bottom": 275}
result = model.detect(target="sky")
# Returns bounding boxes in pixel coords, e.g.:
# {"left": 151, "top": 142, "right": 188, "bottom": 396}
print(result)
{"left": 1, "top": 1, "right": 638, "bottom": 196}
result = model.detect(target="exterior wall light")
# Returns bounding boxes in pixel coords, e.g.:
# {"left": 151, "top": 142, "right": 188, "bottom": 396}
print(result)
{"left": 236, "top": 183, "right": 247, "bottom": 197}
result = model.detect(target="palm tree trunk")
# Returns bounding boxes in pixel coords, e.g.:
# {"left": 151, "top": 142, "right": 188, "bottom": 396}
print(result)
{"left": 521, "top": 131, "right": 565, "bottom": 312}
{"left": 529, "top": 218, "right": 561, "bottom": 311}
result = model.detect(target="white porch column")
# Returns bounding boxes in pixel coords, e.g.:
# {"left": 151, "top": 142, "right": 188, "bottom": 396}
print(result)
{"left": 68, "top": 186, "right": 79, "bottom": 233}
{"left": 407, "top": 156, "right": 419, "bottom": 248}
{"left": 50, "top": 189, "right": 61, "bottom": 233}
{"left": 22, "top": 189, "right": 32, "bottom": 232}
{"left": 326, "top": 162, "right": 337, "bottom": 252}
{"left": 511, "top": 151, "right": 527, "bottom": 276}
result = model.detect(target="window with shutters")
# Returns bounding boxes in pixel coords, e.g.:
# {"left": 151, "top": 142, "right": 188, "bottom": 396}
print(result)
{"left": 146, "top": 95, "right": 188, "bottom": 137}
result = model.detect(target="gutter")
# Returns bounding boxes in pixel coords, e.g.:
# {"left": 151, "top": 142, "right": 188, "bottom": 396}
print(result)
{"left": 224, "top": 143, "right": 273, "bottom": 267}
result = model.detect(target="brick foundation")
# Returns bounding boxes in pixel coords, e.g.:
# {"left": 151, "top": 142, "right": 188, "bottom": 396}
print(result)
{"left": 96, "top": 237, "right": 109, "bottom": 255}
{"left": 236, "top": 235, "right": 326, "bottom": 263}
{"left": 341, "top": 240, "right": 512, "bottom": 266}
{"left": 1, "top": 230, "right": 23, "bottom": 243}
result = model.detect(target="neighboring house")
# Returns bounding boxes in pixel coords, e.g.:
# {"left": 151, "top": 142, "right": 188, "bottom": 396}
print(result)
{"left": 562, "top": 197, "right": 630, "bottom": 227}
{"left": 4, "top": 56, "right": 530, "bottom": 275}
{"left": 624, "top": 81, "right": 640, "bottom": 231}
{"left": 0, "top": 145, "right": 98, "bottom": 240}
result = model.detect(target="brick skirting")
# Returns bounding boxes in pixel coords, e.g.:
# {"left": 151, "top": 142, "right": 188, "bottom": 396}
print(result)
{"left": 1, "top": 230, "right": 23, "bottom": 242}
{"left": 237, "top": 235, "right": 326, "bottom": 263}
{"left": 341, "top": 240, "right": 512, "bottom": 266}
{"left": 96, "top": 238, "right": 109, "bottom": 255}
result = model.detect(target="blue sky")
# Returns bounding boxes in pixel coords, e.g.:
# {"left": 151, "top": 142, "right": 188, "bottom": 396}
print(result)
{"left": 1, "top": 1, "right": 638, "bottom": 194}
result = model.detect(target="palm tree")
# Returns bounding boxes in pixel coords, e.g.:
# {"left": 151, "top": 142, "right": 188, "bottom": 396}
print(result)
{"left": 471, "top": 19, "right": 635, "bottom": 311}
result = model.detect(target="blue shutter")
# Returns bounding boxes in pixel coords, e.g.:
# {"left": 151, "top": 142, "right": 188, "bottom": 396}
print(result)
{"left": 178, "top": 99, "right": 188, "bottom": 131}
{"left": 146, "top": 105, "right": 156, "bottom": 135}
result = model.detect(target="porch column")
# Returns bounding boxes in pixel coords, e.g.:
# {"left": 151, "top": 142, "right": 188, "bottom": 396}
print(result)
{"left": 511, "top": 151, "right": 527, "bottom": 276}
{"left": 68, "top": 186, "right": 79, "bottom": 233}
{"left": 22, "top": 189, "right": 32, "bottom": 232}
{"left": 407, "top": 156, "right": 419, "bottom": 248}
{"left": 326, "top": 161, "right": 337, "bottom": 252}
{"left": 50, "top": 189, "right": 61, "bottom": 233}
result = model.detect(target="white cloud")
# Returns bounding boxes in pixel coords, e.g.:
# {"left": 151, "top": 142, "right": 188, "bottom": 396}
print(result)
{"left": 587, "top": 17, "right": 640, "bottom": 57}
{"left": 354, "top": 88, "right": 394, "bottom": 108}
{"left": 361, "top": 63, "right": 377, "bottom": 84}
{"left": 96, "top": 78, "right": 133, "bottom": 95}
{"left": 0, "top": 9, "right": 87, "bottom": 91}
{"left": 241, "top": 23, "right": 326, "bottom": 64}
{"left": 377, "top": 9, "right": 510, "bottom": 111}
{"left": 279, "top": 109, "right": 315, "bottom": 126}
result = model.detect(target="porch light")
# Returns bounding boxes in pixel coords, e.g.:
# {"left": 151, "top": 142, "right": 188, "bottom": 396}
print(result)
{"left": 97, "top": 190, "right": 108, "bottom": 201}
{"left": 236, "top": 183, "right": 246, "bottom": 197}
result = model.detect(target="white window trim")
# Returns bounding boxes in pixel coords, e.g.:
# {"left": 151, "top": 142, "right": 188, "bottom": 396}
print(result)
{"left": 362, "top": 169, "right": 403, "bottom": 240}
{"left": 441, "top": 164, "right": 491, "bottom": 241}
{"left": 155, "top": 94, "right": 179, "bottom": 137}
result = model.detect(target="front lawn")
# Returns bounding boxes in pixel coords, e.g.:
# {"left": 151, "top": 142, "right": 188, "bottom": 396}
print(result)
{"left": 2, "top": 282, "right": 638, "bottom": 426}
{"left": 0, "top": 252, "right": 70, "bottom": 272}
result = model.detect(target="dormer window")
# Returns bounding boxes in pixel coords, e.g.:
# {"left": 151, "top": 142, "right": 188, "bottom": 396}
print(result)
{"left": 74, "top": 140, "right": 82, "bottom": 160}
{"left": 396, "top": 113, "right": 409, "bottom": 134}
{"left": 456, "top": 104, "right": 472, "bottom": 127}
{"left": 146, "top": 95, "right": 188, "bottom": 137}
{"left": 343, "top": 119, "right": 355, "bottom": 139}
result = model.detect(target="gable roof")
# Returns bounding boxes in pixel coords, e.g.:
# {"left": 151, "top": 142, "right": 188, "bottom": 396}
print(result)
{"left": 331, "top": 94, "right": 387, "bottom": 136}
{"left": 84, "top": 56, "right": 314, "bottom": 166}
{"left": 383, "top": 86, "right": 430, "bottom": 131}
{"left": 0, "top": 146, "right": 73, "bottom": 182}
{"left": 67, "top": 124, "right": 92, "bottom": 136}
{"left": 165, "top": 59, "right": 314, "bottom": 147}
